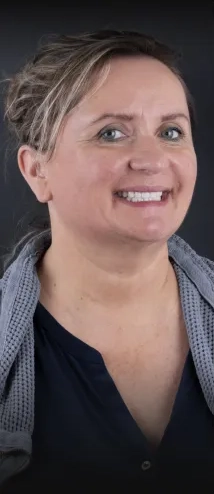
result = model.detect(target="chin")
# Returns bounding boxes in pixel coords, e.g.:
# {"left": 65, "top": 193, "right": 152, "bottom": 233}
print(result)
{"left": 117, "top": 230, "right": 167, "bottom": 244}
{"left": 121, "top": 225, "right": 179, "bottom": 244}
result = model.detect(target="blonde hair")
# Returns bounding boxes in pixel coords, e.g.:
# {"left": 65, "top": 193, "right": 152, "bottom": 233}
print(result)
{"left": 4, "top": 29, "right": 196, "bottom": 158}
{"left": 1, "top": 29, "right": 196, "bottom": 272}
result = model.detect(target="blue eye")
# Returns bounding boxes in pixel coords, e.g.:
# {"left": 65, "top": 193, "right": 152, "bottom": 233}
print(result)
{"left": 98, "top": 128, "right": 126, "bottom": 141}
{"left": 161, "top": 126, "right": 183, "bottom": 141}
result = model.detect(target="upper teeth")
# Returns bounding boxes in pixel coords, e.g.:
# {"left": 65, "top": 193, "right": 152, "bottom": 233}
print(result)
{"left": 117, "top": 191, "right": 163, "bottom": 201}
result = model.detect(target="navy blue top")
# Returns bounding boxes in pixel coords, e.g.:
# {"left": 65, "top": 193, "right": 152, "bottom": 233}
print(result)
{"left": 3, "top": 301, "right": 214, "bottom": 493}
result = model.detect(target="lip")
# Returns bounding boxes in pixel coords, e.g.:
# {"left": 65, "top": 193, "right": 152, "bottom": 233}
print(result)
{"left": 115, "top": 186, "right": 172, "bottom": 193}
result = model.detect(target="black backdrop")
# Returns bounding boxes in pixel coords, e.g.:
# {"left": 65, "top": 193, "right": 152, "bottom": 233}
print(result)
{"left": 0, "top": 3, "right": 214, "bottom": 275}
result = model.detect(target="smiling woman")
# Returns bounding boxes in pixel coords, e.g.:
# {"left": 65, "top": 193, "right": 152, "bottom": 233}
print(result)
{"left": 1, "top": 30, "right": 214, "bottom": 494}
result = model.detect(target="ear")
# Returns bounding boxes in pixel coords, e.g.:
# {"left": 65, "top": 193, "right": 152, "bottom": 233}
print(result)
{"left": 17, "top": 145, "right": 53, "bottom": 203}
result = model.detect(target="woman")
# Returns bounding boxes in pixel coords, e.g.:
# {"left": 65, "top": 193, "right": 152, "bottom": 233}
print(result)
{"left": 0, "top": 29, "right": 214, "bottom": 493}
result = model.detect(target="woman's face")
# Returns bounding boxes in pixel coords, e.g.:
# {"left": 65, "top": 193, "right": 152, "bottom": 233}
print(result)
{"left": 44, "top": 56, "right": 197, "bottom": 246}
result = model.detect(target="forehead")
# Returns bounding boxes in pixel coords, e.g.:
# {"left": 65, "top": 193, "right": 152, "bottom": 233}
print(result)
{"left": 77, "top": 56, "right": 189, "bottom": 120}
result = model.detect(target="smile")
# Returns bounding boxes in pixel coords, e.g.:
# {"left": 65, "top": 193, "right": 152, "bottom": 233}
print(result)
{"left": 114, "top": 190, "right": 171, "bottom": 207}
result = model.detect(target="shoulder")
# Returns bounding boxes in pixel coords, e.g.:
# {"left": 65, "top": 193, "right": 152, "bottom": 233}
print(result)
{"left": 168, "top": 233, "right": 214, "bottom": 293}
{"left": 169, "top": 233, "right": 214, "bottom": 270}
{"left": 0, "top": 278, "right": 2, "bottom": 313}
{"left": 0, "top": 262, "right": 14, "bottom": 315}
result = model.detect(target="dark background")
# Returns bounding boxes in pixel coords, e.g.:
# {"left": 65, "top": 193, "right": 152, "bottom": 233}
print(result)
{"left": 0, "top": 3, "right": 214, "bottom": 275}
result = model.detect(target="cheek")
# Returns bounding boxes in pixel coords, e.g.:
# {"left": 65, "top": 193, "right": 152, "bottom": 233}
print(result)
{"left": 73, "top": 148, "right": 120, "bottom": 191}
{"left": 174, "top": 149, "right": 197, "bottom": 189}
{"left": 49, "top": 150, "right": 115, "bottom": 216}
{"left": 47, "top": 158, "right": 82, "bottom": 218}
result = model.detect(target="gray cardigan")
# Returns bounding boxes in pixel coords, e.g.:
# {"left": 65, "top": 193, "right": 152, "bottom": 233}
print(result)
{"left": 1, "top": 229, "right": 214, "bottom": 486}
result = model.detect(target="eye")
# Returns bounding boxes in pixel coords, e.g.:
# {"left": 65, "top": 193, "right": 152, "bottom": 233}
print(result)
{"left": 98, "top": 128, "right": 126, "bottom": 142}
{"left": 160, "top": 126, "right": 184, "bottom": 141}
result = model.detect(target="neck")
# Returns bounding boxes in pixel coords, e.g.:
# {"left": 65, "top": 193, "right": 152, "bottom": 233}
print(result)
{"left": 37, "top": 229, "right": 173, "bottom": 315}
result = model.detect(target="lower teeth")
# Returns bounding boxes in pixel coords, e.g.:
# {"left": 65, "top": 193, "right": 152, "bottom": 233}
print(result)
{"left": 127, "top": 199, "right": 160, "bottom": 202}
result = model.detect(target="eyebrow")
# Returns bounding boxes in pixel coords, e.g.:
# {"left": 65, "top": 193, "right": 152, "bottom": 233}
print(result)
{"left": 90, "top": 112, "right": 190, "bottom": 125}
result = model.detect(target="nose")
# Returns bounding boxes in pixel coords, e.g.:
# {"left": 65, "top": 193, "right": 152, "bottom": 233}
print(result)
{"left": 129, "top": 136, "right": 168, "bottom": 174}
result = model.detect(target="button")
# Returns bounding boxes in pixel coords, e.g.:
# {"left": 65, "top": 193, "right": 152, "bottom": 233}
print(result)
{"left": 141, "top": 460, "right": 152, "bottom": 471}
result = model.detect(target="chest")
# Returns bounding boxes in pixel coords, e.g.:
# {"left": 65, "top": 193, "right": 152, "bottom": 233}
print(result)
{"left": 102, "top": 316, "right": 189, "bottom": 448}
{"left": 38, "top": 286, "right": 189, "bottom": 447}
